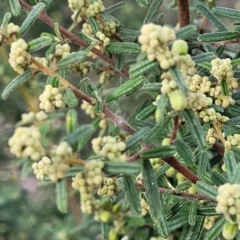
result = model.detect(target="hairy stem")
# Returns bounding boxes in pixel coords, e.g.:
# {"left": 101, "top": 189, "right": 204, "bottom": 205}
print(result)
{"left": 177, "top": 0, "right": 190, "bottom": 28}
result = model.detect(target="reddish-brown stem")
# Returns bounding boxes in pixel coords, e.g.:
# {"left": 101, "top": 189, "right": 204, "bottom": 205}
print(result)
{"left": 19, "top": 0, "right": 129, "bottom": 78}
{"left": 212, "top": 143, "right": 224, "bottom": 156}
{"left": 177, "top": 0, "right": 190, "bottom": 28}
{"left": 171, "top": 115, "right": 179, "bottom": 143}
{"left": 135, "top": 183, "right": 216, "bottom": 202}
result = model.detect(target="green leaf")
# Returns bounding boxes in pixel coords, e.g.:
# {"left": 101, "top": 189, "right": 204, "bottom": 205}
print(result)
{"left": 19, "top": 2, "right": 46, "bottom": 37}
{"left": 9, "top": 0, "right": 21, "bottom": 16}
{"left": 196, "top": 4, "right": 227, "bottom": 31}
{"left": 142, "top": 146, "right": 176, "bottom": 159}
{"left": 196, "top": 181, "right": 217, "bottom": 201}
{"left": 21, "top": 160, "right": 33, "bottom": 180}
{"left": 174, "top": 139, "right": 194, "bottom": 165}
{"left": 105, "top": 76, "right": 146, "bottom": 102}
{"left": 63, "top": 125, "right": 94, "bottom": 146}
{"left": 136, "top": 0, "right": 149, "bottom": 8}
{"left": 105, "top": 1, "right": 125, "bottom": 13}
{"left": 198, "top": 31, "right": 240, "bottom": 43}
{"left": 1, "top": 12, "right": 12, "bottom": 35}
{"left": 135, "top": 105, "right": 156, "bottom": 120}
{"left": 66, "top": 109, "right": 78, "bottom": 134}
{"left": 28, "top": 36, "right": 53, "bottom": 52}
{"left": 197, "top": 62, "right": 212, "bottom": 71}
{"left": 224, "top": 151, "right": 237, "bottom": 183}
{"left": 231, "top": 163, "right": 240, "bottom": 184}
{"left": 129, "top": 60, "right": 158, "bottom": 78}
{"left": 140, "top": 83, "right": 161, "bottom": 92}
{"left": 103, "top": 161, "right": 141, "bottom": 175}
{"left": 101, "top": 12, "right": 120, "bottom": 25}
{"left": 88, "top": 17, "right": 101, "bottom": 34}
{"left": 123, "top": 176, "right": 141, "bottom": 215}
{"left": 192, "top": 52, "right": 216, "bottom": 63}
{"left": 63, "top": 88, "right": 78, "bottom": 107}
{"left": 65, "top": 166, "right": 83, "bottom": 178}
{"left": 155, "top": 94, "right": 168, "bottom": 124}
{"left": 155, "top": 164, "right": 171, "bottom": 179}
{"left": 115, "top": 54, "right": 125, "bottom": 71}
{"left": 143, "top": 0, "right": 163, "bottom": 24}
{"left": 197, "top": 204, "right": 219, "bottom": 216}
{"left": 205, "top": 217, "right": 226, "bottom": 240}
{"left": 220, "top": 80, "right": 229, "bottom": 96}
{"left": 225, "top": 116, "right": 240, "bottom": 126}
{"left": 142, "top": 159, "right": 169, "bottom": 237}
{"left": 185, "top": 215, "right": 205, "bottom": 240}
{"left": 212, "top": 6, "right": 240, "bottom": 19}
{"left": 56, "top": 51, "right": 87, "bottom": 69}
{"left": 56, "top": 179, "right": 68, "bottom": 213}
{"left": 117, "top": 28, "right": 140, "bottom": 40}
{"left": 188, "top": 200, "right": 198, "bottom": 226}
{"left": 211, "top": 171, "right": 227, "bottom": 186}
{"left": 169, "top": 65, "right": 187, "bottom": 93}
{"left": 105, "top": 42, "right": 140, "bottom": 55}
{"left": 2, "top": 70, "right": 34, "bottom": 100}
{"left": 124, "top": 216, "right": 146, "bottom": 227}
{"left": 231, "top": 58, "right": 240, "bottom": 69}
{"left": 182, "top": 109, "right": 207, "bottom": 149}
{"left": 165, "top": 198, "right": 188, "bottom": 220}
{"left": 175, "top": 25, "right": 197, "bottom": 39}
{"left": 197, "top": 151, "right": 209, "bottom": 180}
{"left": 175, "top": 181, "right": 192, "bottom": 192}
{"left": 125, "top": 127, "right": 150, "bottom": 149}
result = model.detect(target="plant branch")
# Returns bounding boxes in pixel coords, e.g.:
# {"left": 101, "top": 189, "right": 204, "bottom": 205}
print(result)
{"left": 177, "top": 0, "right": 190, "bottom": 28}
{"left": 135, "top": 183, "right": 216, "bottom": 202}
{"left": 19, "top": 0, "right": 129, "bottom": 78}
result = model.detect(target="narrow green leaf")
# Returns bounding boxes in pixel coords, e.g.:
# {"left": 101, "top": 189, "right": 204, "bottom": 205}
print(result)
{"left": 142, "top": 159, "right": 169, "bottom": 237}
{"left": 21, "top": 161, "right": 33, "bottom": 180}
{"left": 125, "top": 127, "right": 150, "bottom": 149}
{"left": 136, "top": 0, "right": 149, "bottom": 8}
{"left": 220, "top": 80, "right": 229, "bottom": 96}
{"left": 188, "top": 200, "right": 198, "bottom": 226}
{"left": 225, "top": 116, "right": 240, "bottom": 126}
{"left": 224, "top": 151, "right": 237, "bottom": 183}
{"left": 115, "top": 54, "right": 125, "bottom": 71}
{"left": 182, "top": 109, "right": 207, "bottom": 149}
{"left": 211, "top": 171, "right": 227, "bottom": 186}
{"left": 63, "top": 125, "right": 94, "bottom": 146}
{"left": 140, "top": 83, "right": 161, "bottom": 92}
{"left": 196, "top": 181, "right": 217, "bottom": 201}
{"left": 169, "top": 65, "right": 187, "bottom": 93}
{"left": 205, "top": 217, "right": 226, "bottom": 240}
{"left": 89, "top": 17, "right": 101, "bottom": 34}
{"left": 197, "top": 62, "right": 212, "bottom": 71}
{"left": 175, "top": 25, "right": 197, "bottom": 39}
{"left": 185, "top": 215, "right": 205, "bottom": 240}
{"left": 135, "top": 105, "right": 156, "bottom": 120}
{"left": 28, "top": 36, "right": 53, "bottom": 52}
{"left": 56, "top": 179, "right": 68, "bottom": 213}
{"left": 197, "top": 151, "right": 209, "bottom": 180}
{"left": 198, "top": 31, "right": 240, "bottom": 43}
{"left": 66, "top": 109, "right": 78, "bottom": 134}
{"left": 56, "top": 51, "right": 87, "bottom": 69}
{"left": 1, "top": 12, "right": 12, "bottom": 35}
{"left": 142, "top": 146, "right": 176, "bottom": 159}
{"left": 123, "top": 176, "right": 141, "bottom": 215}
{"left": 65, "top": 166, "right": 83, "bottom": 178}
{"left": 155, "top": 94, "right": 168, "bottom": 124}
{"left": 63, "top": 88, "right": 78, "bottom": 107}
{"left": 105, "top": 1, "right": 125, "bottom": 13}
{"left": 105, "top": 76, "right": 146, "bottom": 102}
{"left": 231, "top": 58, "right": 240, "bottom": 69}
{"left": 175, "top": 181, "right": 192, "bottom": 192}
{"left": 197, "top": 204, "right": 219, "bottom": 216}
{"left": 143, "top": 0, "right": 164, "bottom": 24}
{"left": 168, "top": 214, "right": 188, "bottom": 231}
{"left": 2, "top": 70, "right": 34, "bottom": 100}
{"left": 19, "top": 2, "right": 46, "bottom": 37}
{"left": 165, "top": 199, "right": 188, "bottom": 220}
{"left": 196, "top": 4, "right": 227, "bottom": 31}
{"left": 129, "top": 59, "right": 158, "bottom": 78}
{"left": 212, "top": 6, "right": 240, "bottom": 19}
{"left": 192, "top": 52, "right": 216, "bottom": 63}
{"left": 174, "top": 139, "right": 194, "bottom": 165}
{"left": 103, "top": 161, "right": 141, "bottom": 175}
{"left": 100, "top": 12, "right": 120, "bottom": 25}
{"left": 155, "top": 164, "right": 171, "bottom": 179}
{"left": 9, "top": 0, "right": 21, "bottom": 16}
{"left": 117, "top": 28, "right": 140, "bottom": 39}
{"left": 105, "top": 42, "right": 140, "bottom": 55}
{"left": 231, "top": 163, "right": 240, "bottom": 184}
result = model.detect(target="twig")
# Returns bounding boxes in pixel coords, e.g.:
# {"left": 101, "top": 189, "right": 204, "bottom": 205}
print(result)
{"left": 177, "top": 0, "right": 190, "bottom": 28}
{"left": 136, "top": 183, "right": 216, "bottom": 202}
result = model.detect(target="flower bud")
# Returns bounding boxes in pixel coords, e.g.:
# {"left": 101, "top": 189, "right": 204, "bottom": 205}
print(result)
{"left": 171, "top": 39, "right": 188, "bottom": 55}
{"left": 162, "top": 138, "right": 171, "bottom": 146}
{"left": 168, "top": 89, "right": 187, "bottom": 111}
{"left": 222, "top": 222, "right": 238, "bottom": 240}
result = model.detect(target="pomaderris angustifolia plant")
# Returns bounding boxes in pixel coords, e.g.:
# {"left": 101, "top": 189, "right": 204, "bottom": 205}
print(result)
{"left": 3, "top": 0, "right": 240, "bottom": 239}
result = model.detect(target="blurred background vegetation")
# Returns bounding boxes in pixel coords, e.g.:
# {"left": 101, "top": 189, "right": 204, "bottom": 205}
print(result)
{"left": 0, "top": 0, "right": 239, "bottom": 239}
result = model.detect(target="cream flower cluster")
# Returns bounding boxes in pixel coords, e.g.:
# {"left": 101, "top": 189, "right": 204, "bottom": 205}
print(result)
{"left": 216, "top": 183, "right": 240, "bottom": 228}
{"left": 72, "top": 160, "right": 104, "bottom": 214}
{"left": 97, "top": 177, "right": 120, "bottom": 197}
{"left": 186, "top": 92, "right": 212, "bottom": 111}
{"left": 0, "top": 23, "right": 19, "bottom": 44}
{"left": 189, "top": 74, "right": 212, "bottom": 93}
{"left": 48, "top": 43, "right": 71, "bottom": 60}
{"left": 91, "top": 136, "right": 126, "bottom": 161}
{"left": 138, "top": 23, "right": 176, "bottom": 66}
{"left": 71, "top": 61, "right": 92, "bottom": 74}
{"left": 9, "top": 38, "right": 31, "bottom": 74}
{"left": 32, "top": 156, "right": 51, "bottom": 180}
{"left": 96, "top": 31, "right": 110, "bottom": 47}
{"left": 206, "top": 128, "right": 217, "bottom": 144}
{"left": 8, "top": 126, "right": 45, "bottom": 161}
{"left": 204, "top": 216, "right": 219, "bottom": 230}
{"left": 224, "top": 134, "right": 240, "bottom": 150}
{"left": 140, "top": 197, "right": 150, "bottom": 216}
{"left": 51, "top": 141, "right": 73, "bottom": 162}
{"left": 39, "top": 84, "right": 64, "bottom": 112}
{"left": 199, "top": 107, "right": 229, "bottom": 123}
{"left": 80, "top": 100, "right": 96, "bottom": 118}
{"left": 21, "top": 111, "right": 47, "bottom": 124}
{"left": 99, "top": 71, "right": 112, "bottom": 83}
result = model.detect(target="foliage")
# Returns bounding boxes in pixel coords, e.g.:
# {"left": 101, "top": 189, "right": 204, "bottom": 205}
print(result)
{"left": 2, "top": 0, "right": 240, "bottom": 239}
